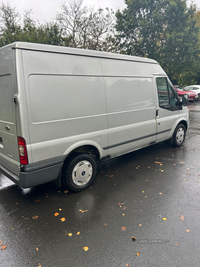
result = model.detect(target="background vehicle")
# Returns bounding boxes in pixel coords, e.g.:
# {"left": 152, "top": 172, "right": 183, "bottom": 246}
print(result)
{"left": 175, "top": 87, "right": 198, "bottom": 101}
{"left": 184, "top": 85, "right": 200, "bottom": 100}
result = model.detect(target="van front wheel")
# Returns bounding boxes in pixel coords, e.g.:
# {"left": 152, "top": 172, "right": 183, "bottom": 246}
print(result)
{"left": 173, "top": 124, "right": 186, "bottom": 147}
{"left": 63, "top": 154, "right": 97, "bottom": 192}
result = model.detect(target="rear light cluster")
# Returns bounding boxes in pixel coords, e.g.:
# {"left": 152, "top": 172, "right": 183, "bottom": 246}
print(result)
{"left": 18, "top": 137, "right": 28, "bottom": 165}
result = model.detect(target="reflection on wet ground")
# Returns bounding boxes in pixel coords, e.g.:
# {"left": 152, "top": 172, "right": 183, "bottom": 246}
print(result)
{"left": 0, "top": 101, "right": 200, "bottom": 267}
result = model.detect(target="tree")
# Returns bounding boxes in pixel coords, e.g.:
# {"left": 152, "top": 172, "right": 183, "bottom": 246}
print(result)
{"left": 56, "top": 0, "right": 116, "bottom": 51}
{"left": 0, "top": 3, "right": 64, "bottom": 47}
{"left": 115, "top": 0, "right": 200, "bottom": 85}
{"left": 0, "top": 3, "right": 21, "bottom": 46}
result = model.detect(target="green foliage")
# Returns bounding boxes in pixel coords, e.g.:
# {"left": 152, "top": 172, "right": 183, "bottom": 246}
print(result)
{"left": 0, "top": 3, "right": 64, "bottom": 47}
{"left": 116, "top": 0, "right": 200, "bottom": 85}
{"left": 0, "top": 3, "right": 21, "bottom": 46}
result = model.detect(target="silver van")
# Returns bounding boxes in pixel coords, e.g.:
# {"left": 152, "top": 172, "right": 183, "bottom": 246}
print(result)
{"left": 0, "top": 42, "right": 189, "bottom": 191}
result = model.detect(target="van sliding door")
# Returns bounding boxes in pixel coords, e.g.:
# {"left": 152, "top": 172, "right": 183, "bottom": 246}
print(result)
{"left": 104, "top": 77, "right": 157, "bottom": 157}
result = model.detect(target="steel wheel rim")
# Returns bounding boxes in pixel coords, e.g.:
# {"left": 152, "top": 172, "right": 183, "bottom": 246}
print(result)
{"left": 176, "top": 127, "right": 185, "bottom": 144}
{"left": 72, "top": 160, "right": 93, "bottom": 186}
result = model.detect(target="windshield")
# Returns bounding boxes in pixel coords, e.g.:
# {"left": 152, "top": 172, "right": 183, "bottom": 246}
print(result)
{"left": 184, "top": 86, "right": 195, "bottom": 90}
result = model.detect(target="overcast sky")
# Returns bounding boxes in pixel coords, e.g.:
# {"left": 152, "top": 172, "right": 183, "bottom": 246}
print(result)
{"left": 2, "top": 0, "right": 200, "bottom": 23}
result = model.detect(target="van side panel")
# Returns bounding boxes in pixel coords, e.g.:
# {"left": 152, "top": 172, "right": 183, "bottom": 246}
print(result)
{"left": 101, "top": 59, "right": 163, "bottom": 157}
{"left": 21, "top": 50, "right": 108, "bottom": 162}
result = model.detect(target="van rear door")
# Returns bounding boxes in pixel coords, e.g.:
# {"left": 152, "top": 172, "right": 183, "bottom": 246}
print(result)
{"left": 0, "top": 56, "right": 20, "bottom": 176}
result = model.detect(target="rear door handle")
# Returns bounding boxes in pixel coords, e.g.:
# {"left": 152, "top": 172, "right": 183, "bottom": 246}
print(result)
{"left": 156, "top": 109, "right": 159, "bottom": 118}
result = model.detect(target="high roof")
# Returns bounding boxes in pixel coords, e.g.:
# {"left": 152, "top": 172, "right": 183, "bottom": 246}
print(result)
{"left": 7, "top": 42, "right": 158, "bottom": 64}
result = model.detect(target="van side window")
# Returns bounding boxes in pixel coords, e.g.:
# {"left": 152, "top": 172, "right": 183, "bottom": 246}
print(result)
{"left": 156, "top": 77, "right": 178, "bottom": 109}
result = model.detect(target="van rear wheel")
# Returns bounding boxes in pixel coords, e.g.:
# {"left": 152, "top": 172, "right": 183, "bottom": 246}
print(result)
{"left": 63, "top": 154, "right": 97, "bottom": 192}
{"left": 173, "top": 124, "right": 186, "bottom": 147}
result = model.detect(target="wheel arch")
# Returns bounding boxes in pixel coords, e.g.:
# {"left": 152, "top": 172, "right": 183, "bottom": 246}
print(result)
{"left": 170, "top": 118, "right": 188, "bottom": 138}
{"left": 63, "top": 141, "right": 103, "bottom": 163}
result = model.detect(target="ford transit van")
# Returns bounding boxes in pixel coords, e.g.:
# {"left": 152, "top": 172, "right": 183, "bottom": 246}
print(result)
{"left": 0, "top": 42, "right": 189, "bottom": 191}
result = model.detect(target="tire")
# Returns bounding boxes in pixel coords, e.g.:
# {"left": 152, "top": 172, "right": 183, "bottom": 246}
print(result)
{"left": 62, "top": 154, "right": 97, "bottom": 192}
{"left": 172, "top": 124, "right": 186, "bottom": 147}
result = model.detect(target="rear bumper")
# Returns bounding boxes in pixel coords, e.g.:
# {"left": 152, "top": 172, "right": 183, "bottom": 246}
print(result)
{"left": 0, "top": 157, "right": 63, "bottom": 188}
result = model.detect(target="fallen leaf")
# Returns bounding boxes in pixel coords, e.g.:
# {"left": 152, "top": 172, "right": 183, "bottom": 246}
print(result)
{"left": 186, "top": 229, "right": 190, "bottom": 232}
{"left": 36, "top": 247, "right": 39, "bottom": 251}
{"left": 187, "top": 173, "right": 191, "bottom": 175}
{"left": 35, "top": 199, "right": 41, "bottom": 203}
{"left": 64, "top": 190, "right": 69, "bottom": 193}
{"left": 180, "top": 215, "right": 184, "bottom": 221}
{"left": 59, "top": 208, "right": 62, "bottom": 211}
{"left": 126, "top": 264, "right": 130, "bottom": 267}
{"left": 104, "top": 223, "right": 107, "bottom": 226}
{"left": 132, "top": 236, "right": 137, "bottom": 241}
{"left": 122, "top": 206, "right": 126, "bottom": 210}
{"left": 159, "top": 192, "right": 162, "bottom": 195}
{"left": 175, "top": 243, "right": 179, "bottom": 246}
{"left": 77, "top": 232, "right": 80, "bottom": 235}
{"left": 136, "top": 252, "right": 140, "bottom": 256}
{"left": 163, "top": 218, "right": 167, "bottom": 221}
{"left": 68, "top": 233, "right": 72, "bottom": 236}
{"left": 121, "top": 226, "right": 126, "bottom": 231}
{"left": 179, "top": 162, "right": 185, "bottom": 164}
{"left": 60, "top": 217, "right": 66, "bottom": 222}
{"left": 1, "top": 245, "right": 7, "bottom": 250}
{"left": 139, "top": 224, "right": 142, "bottom": 226}
{"left": 81, "top": 210, "right": 88, "bottom": 213}
{"left": 32, "top": 215, "right": 39, "bottom": 219}
{"left": 155, "top": 161, "right": 161, "bottom": 164}
{"left": 83, "top": 246, "right": 89, "bottom": 251}
{"left": 109, "top": 175, "right": 114, "bottom": 177}
{"left": 122, "top": 213, "right": 125, "bottom": 216}
{"left": 54, "top": 213, "right": 59, "bottom": 217}
{"left": 142, "top": 191, "right": 144, "bottom": 193}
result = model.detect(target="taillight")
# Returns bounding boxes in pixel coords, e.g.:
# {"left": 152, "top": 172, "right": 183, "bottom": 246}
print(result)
{"left": 18, "top": 137, "right": 28, "bottom": 165}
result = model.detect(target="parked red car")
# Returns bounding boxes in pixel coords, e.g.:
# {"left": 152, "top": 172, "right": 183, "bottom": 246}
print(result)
{"left": 175, "top": 88, "right": 198, "bottom": 101}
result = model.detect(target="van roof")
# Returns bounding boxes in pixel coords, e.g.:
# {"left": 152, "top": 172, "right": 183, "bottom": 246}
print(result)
{"left": 5, "top": 42, "right": 158, "bottom": 64}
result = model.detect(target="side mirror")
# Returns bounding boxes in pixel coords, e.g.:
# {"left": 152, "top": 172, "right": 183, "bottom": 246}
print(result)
{"left": 182, "top": 94, "right": 188, "bottom": 106}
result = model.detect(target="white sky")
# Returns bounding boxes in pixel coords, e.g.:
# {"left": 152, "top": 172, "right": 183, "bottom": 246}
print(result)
{"left": 1, "top": 0, "right": 126, "bottom": 23}
{"left": 1, "top": 0, "right": 200, "bottom": 24}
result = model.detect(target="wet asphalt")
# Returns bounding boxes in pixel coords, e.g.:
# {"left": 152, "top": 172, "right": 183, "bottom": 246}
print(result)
{"left": 0, "top": 102, "right": 200, "bottom": 267}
